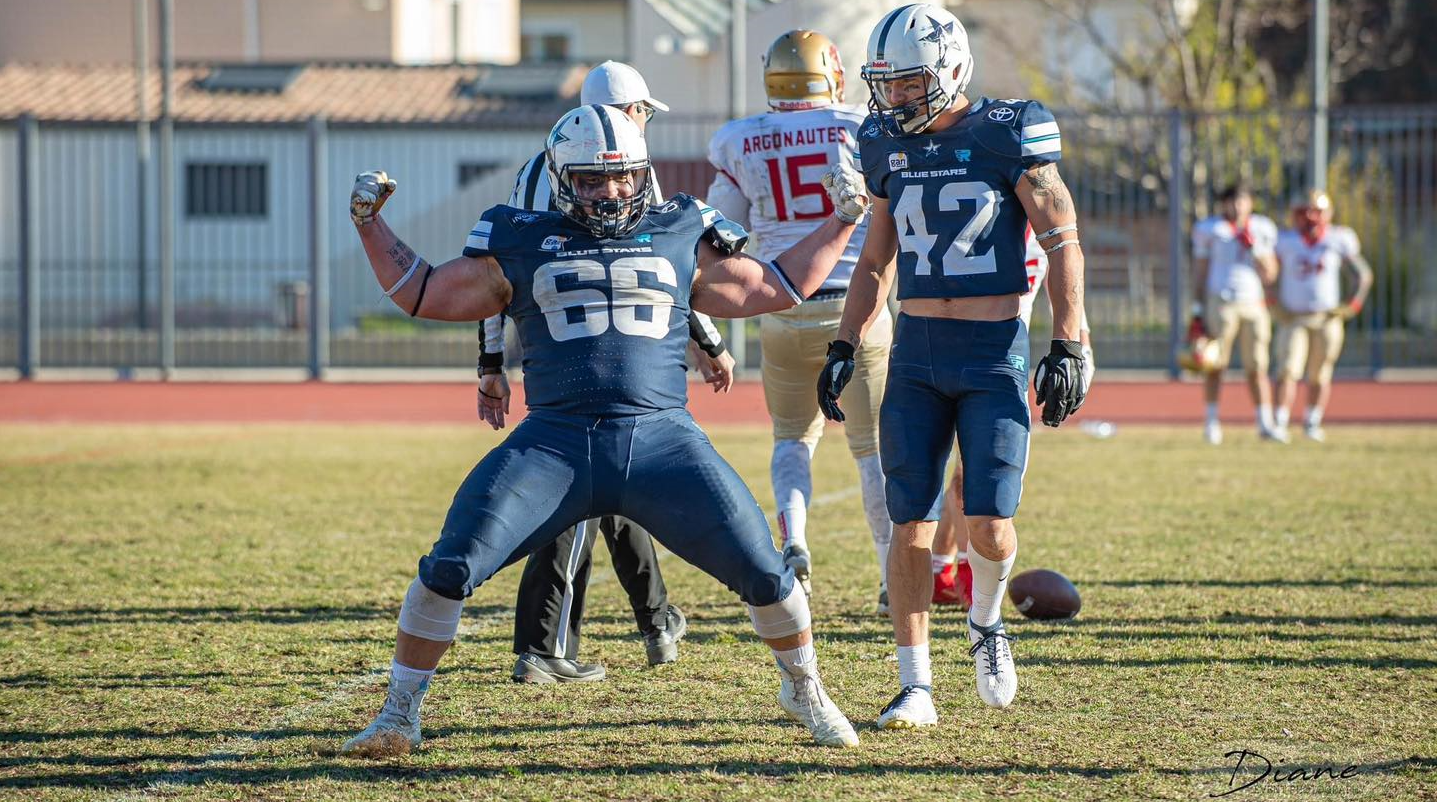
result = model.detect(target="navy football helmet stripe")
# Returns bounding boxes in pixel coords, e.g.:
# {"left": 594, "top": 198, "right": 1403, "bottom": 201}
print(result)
{"left": 592, "top": 103, "right": 618, "bottom": 151}
{"left": 874, "top": 5, "right": 908, "bottom": 60}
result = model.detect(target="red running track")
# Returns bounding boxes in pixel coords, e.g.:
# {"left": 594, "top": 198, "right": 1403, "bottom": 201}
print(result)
{"left": 1, "top": 380, "right": 1434, "bottom": 424}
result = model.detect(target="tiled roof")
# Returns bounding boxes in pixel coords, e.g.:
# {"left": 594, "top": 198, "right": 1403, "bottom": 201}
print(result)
{"left": 0, "top": 61, "right": 586, "bottom": 124}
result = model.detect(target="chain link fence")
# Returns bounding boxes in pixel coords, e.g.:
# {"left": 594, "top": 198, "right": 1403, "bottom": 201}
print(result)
{"left": 2, "top": 105, "right": 1434, "bottom": 376}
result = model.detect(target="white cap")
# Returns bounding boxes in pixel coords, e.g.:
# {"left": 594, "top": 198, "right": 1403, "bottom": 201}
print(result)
{"left": 580, "top": 60, "right": 670, "bottom": 112}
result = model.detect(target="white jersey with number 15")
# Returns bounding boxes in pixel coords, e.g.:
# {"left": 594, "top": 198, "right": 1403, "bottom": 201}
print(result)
{"left": 706, "top": 105, "right": 868, "bottom": 291}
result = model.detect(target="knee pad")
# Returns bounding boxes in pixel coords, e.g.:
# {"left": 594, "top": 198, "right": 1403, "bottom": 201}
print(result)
{"left": 417, "top": 553, "right": 472, "bottom": 601}
{"left": 747, "top": 588, "right": 812, "bottom": 639}
{"left": 398, "top": 577, "right": 465, "bottom": 642}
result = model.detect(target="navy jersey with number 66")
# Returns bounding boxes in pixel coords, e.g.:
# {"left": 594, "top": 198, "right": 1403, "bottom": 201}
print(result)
{"left": 462, "top": 195, "right": 728, "bottom": 416}
{"left": 859, "top": 96, "right": 1062, "bottom": 300}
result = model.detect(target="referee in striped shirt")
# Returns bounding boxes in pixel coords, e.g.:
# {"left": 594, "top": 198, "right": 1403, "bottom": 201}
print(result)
{"left": 479, "top": 62, "right": 735, "bottom": 684}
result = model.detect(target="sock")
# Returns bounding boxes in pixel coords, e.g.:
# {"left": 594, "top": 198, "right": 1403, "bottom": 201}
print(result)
{"left": 1205, "top": 402, "right": 1219, "bottom": 424}
{"left": 956, "top": 550, "right": 968, "bottom": 564}
{"left": 773, "top": 642, "right": 817, "bottom": 679}
{"left": 1306, "top": 406, "right": 1324, "bottom": 427}
{"left": 897, "top": 643, "right": 932, "bottom": 688}
{"left": 931, "top": 553, "right": 955, "bottom": 574}
{"left": 771, "top": 440, "right": 814, "bottom": 550}
{"left": 389, "top": 659, "right": 434, "bottom": 696}
{"left": 1275, "top": 406, "right": 1290, "bottom": 428}
{"left": 968, "top": 546, "right": 1016, "bottom": 629}
{"left": 856, "top": 454, "right": 892, "bottom": 581}
{"left": 1258, "top": 403, "right": 1275, "bottom": 431}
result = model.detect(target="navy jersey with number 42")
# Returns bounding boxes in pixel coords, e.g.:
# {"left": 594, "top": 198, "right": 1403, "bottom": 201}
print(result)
{"left": 463, "top": 195, "right": 727, "bottom": 416}
{"left": 859, "top": 97, "right": 1062, "bottom": 300}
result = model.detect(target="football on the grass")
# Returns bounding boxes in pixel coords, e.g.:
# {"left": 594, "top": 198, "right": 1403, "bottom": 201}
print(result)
{"left": 1008, "top": 569, "right": 1081, "bottom": 620}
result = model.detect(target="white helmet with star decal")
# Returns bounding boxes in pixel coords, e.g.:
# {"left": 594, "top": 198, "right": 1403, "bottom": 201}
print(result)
{"left": 545, "top": 104, "right": 653, "bottom": 238}
{"left": 861, "top": 4, "right": 973, "bottom": 135}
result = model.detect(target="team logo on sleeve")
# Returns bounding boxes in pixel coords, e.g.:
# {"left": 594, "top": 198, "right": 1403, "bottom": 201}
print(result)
{"left": 540, "top": 235, "right": 569, "bottom": 251}
{"left": 987, "top": 107, "right": 1016, "bottom": 122}
{"left": 889, "top": 152, "right": 909, "bottom": 170}
{"left": 512, "top": 212, "right": 540, "bottom": 225}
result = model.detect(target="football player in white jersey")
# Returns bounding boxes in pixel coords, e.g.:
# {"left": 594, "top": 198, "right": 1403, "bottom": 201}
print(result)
{"left": 1272, "top": 189, "right": 1372, "bottom": 442}
{"left": 931, "top": 229, "right": 1093, "bottom": 607}
{"left": 1190, "top": 183, "right": 1282, "bottom": 444}
{"left": 706, "top": 30, "right": 893, "bottom": 610}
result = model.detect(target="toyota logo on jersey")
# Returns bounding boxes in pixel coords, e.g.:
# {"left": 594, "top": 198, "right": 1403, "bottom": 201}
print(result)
{"left": 987, "top": 107, "right": 1016, "bottom": 122}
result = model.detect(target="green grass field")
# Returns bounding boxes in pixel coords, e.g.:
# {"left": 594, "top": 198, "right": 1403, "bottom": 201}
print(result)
{"left": 1, "top": 423, "right": 1435, "bottom": 801}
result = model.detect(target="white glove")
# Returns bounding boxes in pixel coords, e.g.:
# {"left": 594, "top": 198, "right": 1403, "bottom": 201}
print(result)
{"left": 350, "top": 170, "right": 396, "bottom": 227}
{"left": 821, "top": 162, "right": 870, "bottom": 224}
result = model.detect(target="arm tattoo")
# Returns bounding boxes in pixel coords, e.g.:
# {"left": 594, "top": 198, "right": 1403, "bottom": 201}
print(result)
{"left": 385, "top": 240, "right": 417, "bottom": 271}
{"left": 1024, "top": 164, "right": 1072, "bottom": 217}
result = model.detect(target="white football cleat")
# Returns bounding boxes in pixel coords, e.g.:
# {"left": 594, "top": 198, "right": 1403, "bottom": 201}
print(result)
{"left": 875, "top": 585, "right": 890, "bottom": 617}
{"left": 1304, "top": 423, "right": 1326, "bottom": 442}
{"left": 968, "top": 617, "right": 1018, "bottom": 709}
{"left": 341, "top": 682, "right": 425, "bottom": 758}
{"left": 778, "top": 673, "right": 859, "bottom": 747}
{"left": 876, "top": 684, "right": 938, "bottom": 729}
{"left": 1259, "top": 424, "right": 1290, "bottom": 444}
{"left": 1203, "top": 420, "right": 1223, "bottom": 445}
{"left": 783, "top": 544, "right": 812, "bottom": 595}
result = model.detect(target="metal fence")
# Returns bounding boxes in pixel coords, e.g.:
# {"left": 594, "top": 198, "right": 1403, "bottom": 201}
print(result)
{"left": 3, "top": 104, "right": 1435, "bottom": 376}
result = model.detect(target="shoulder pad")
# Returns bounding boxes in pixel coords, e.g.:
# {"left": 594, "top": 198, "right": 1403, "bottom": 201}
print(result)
{"left": 703, "top": 217, "right": 749, "bottom": 255}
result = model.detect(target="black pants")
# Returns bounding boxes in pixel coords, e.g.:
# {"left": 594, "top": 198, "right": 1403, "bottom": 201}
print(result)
{"left": 512, "top": 515, "right": 669, "bottom": 659}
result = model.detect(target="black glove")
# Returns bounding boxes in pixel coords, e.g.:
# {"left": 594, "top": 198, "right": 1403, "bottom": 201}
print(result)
{"left": 1033, "top": 339, "right": 1087, "bottom": 428}
{"left": 817, "top": 340, "right": 856, "bottom": 422}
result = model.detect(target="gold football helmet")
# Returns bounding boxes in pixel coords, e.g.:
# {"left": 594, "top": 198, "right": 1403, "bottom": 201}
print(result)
{"left": 763, "top": 30, "right": 845, "bottom": 111}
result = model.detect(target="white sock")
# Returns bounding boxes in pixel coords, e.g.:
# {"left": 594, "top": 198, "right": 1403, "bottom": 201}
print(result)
{"left": 771, "top": 440, "right": 814, "bottom": 550}
{"left": 1275, "top": 406, "right": 1290, "bottom": 428}
{"left": 897, "top": 643, "right": 932, "bottom": 688}
{"left": 1205, "top": 402, "right": 1219, "bottom": 423}
{"left": 956, "top": 550, "right": 968, "bottom": 564}
{"left": 1306, "top": 406, "right": 1324, "bottom": 427}
{"left": 773, "top": 642, "right": 818, "bottom": 679}
{"left": 390, "top": 659, "right": 434, "bottom": 696}
{"left": 931, "top": 553, "right": 955, "bottom": 574}
{"left": 968, "top": 546, "right": 1016, "bottom": 629}
{"left": 856, "top": 454, "right": 892, "bottom": 580}
{"left": 1258, "top": 403, "right": 1275, "bottom": 431}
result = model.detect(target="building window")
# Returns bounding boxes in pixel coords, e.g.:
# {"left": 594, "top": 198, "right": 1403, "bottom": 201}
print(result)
{"left": 458, "top": 161, "right": 502, "bottom": 188}
{"left": 185, "top": 162, "right": 268, "bottom": 218}
{"left": 521, "top": 33, "right": 571, "bottom": 62}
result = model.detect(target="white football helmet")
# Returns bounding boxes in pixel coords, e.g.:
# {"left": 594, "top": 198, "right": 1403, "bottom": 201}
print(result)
{"left": 546, "top": 104, "right": 653, "bottom": 238}
{"left": 861, "top": 4, "right": 974, "bottom": 135}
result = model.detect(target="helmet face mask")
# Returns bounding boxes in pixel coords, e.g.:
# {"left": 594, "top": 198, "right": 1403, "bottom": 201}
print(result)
{"left": 1290, "top": 188, "right": 1332, "bottom": 242}
{"left": 764, "top": 29, "right": 845, "bottom": 111}
{"left": 546, "top": 104, "right": 653, "bottom": 239}
{"left": 862, "top": 4, "right": 973, "bottom": 135}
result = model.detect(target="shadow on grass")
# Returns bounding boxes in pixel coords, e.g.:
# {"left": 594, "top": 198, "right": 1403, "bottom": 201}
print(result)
{"left": 0, "top": 751, "right": 1429, "bottom": 791}
{"left": 0, "top": 603, "right": 511, "bottom": 628}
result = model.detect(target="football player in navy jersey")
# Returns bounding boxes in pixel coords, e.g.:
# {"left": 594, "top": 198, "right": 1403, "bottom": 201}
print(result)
{"left": 818, "top": 4, "right": 1088, "bottom": 726}
{"left": 340, "top": 104, "right": 871, "bottom": 755}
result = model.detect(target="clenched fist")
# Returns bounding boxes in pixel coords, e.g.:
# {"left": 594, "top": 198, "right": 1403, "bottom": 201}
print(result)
{"left": 821, "top": 162, "right": 870, "bottom": 225}
{"left": 350, "top": 170, "right": 396, "bottom": 227}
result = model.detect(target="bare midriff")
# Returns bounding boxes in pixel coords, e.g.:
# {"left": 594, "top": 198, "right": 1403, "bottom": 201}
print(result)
{"left": 901, "top": 293, "right": 1021, "bottom": 321}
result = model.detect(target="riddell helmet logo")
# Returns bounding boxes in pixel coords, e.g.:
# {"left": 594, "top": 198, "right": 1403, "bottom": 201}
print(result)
{"left": 868, "top": 60, "right": 892, "bottom": 71}
{"left": 596, "top": 151, "right": 626, "bottom": 162}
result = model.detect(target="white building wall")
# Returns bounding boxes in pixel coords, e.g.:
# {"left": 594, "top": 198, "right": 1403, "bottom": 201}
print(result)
{"left": 522, "top": 0, "right": 627, "bottom": 62}
{"left": 1, "top": 124, "right": 544, "bottom": 330}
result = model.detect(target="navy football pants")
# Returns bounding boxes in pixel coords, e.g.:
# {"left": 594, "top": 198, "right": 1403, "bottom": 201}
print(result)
{"left": 880, "top": 314, "right": 1032, "bottom": 522}
{"left": 418, "top": 408, "right": 795, "bottom": 608}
